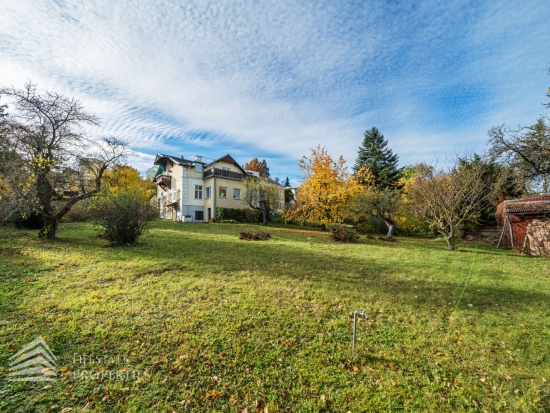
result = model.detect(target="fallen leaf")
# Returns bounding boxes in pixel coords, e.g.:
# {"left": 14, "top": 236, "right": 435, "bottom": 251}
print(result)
{"left": 206, "top": 389, "right": 219, "bottom": 399}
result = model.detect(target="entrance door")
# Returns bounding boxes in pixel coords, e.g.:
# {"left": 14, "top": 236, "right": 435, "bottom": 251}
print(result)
{"left": 208, "top": 208, "right": 211, "bottom": 221}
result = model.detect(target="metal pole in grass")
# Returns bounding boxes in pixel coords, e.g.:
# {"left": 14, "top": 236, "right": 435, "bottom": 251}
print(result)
{"left": 352, "top": 309, "right": 368, "bottom": 356}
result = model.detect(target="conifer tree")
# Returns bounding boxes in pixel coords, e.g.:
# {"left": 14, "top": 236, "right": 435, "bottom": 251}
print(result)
{"left": 353, "top": 127, "right": 402, "bottom": 189}
{"left": 260, "top": 159, "right": 270, "bottom": 178}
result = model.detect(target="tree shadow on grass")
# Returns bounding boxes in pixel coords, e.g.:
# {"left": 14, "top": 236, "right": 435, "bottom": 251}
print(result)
{"left": 129, "top": 226, "right": 549, "bottom": 316}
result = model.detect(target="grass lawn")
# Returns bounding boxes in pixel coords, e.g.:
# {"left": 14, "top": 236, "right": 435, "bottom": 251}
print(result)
{"left": 0, "top": 220, "right": 549, "bottom": 412}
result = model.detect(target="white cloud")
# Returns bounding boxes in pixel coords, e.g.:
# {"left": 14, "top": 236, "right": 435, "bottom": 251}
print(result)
{"left": 0, "top": 0, "right": 548, "bottom": 176}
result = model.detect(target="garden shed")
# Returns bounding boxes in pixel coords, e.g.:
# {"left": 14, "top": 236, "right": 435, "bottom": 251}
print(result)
{"left": 497, "top": 196, "right": 550, "bottom": 249}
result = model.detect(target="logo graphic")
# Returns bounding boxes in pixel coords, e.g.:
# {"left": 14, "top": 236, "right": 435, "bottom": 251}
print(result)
{"left": 8, "top": 336, "right": 57, "bottom": 382}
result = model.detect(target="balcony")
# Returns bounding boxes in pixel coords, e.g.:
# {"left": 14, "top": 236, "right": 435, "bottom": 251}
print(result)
{"left": 203, "top": 168, "right": 243, "bottom": 180}
{"left": 156, "top": 174, "right": 172, "bottom": 190}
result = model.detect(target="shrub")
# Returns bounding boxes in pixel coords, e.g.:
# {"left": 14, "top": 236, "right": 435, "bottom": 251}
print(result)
{"left": 239, "top": 231, "right": 271, "bottom": 241}
{"left": 11, "top": 211, "right": 44, "bottom": 229}
{"left": 91, "top": 188, "right": 158, "bottom": 245}
{"left": 66, "top": 206, "right": 92, "bottom": 222}
{"left": 241, "top": 208, "right": 261, "bottom": 223}
{"left": 215, "top": 207, "right": 224, "bottom": 221}
{"left": 330, "top": 225, "right": 359, "bottom": 243}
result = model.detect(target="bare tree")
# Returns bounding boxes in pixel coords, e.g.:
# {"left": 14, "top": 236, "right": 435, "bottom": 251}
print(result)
{"left": 488, "top": 117, "right": 550, "bottom": 194}
{"left": 241, "top": 176, "right": 280, "bottom": 225}
{"left": 0, "top": 82, "right": 129, "bottom": 239}
{"left": 407, "top": 159, "right": 490, "bottom": 251}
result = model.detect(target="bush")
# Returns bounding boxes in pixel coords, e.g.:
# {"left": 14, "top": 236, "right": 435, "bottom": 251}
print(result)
{"left": 241, "top": 208, "right": 261, "bottom": 223}
{"left": 239, "top": 231, "right": 271, "bottom": 241}
{"left": 66, "top": 205, "right": 92, "bottom": 222}
{"left": 330, "top": 225, "right": 359, "bottom": 243}
{"left": 215, "top": 206, "right": 224, "bottom": 221}
{"left": 11, "top": 211, "right": 44, "bottom": 229}
{"left": 91, "top": 188, "right": 158, "bottom": 245}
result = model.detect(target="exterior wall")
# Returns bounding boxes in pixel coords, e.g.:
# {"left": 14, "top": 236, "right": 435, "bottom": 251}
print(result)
{"left": 502, "top": 214, "right": 549, "bottom": 246}
{"left": 215, "top": 177, "right": 246, "bottom": 209}
{"left": 182, "top": 165, "right": 204, "bottom": 221}
{"left": 203, "top": 160, "right": 247, "bottom": 218}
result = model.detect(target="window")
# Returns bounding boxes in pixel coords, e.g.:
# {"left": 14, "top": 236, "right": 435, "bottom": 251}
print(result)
{"left": 195, "top": 163, "right": 203, "bottom": 173}
{"left": 233, "top": 188, "right": 241, "bottom": 199}
{"left": 219, "top": 186, "right": 227, "bottom": 198}
{"left": 195, "top": 210, "right": 204, "bottom": 221}
{"left": 195, "top": 185, "right": 203, "bottom": 199}
{"left": 278, "top": 190, "right": 283, "bottom": 198}
{"left": 279, "top": 201, "right": 283, "bottom": 209}
{"left": 222, "top": 167, "right": 230, "bottom": 171}
{"left": 172, "top": 188, "right": 177, "bottom": 202}
{"left": 205, "top": 186, "right": 211, "bottom": 198}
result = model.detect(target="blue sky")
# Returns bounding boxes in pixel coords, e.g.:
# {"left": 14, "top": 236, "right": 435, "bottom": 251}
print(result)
{"left": 1, "top": 0, "right": 549, "bottom": 184}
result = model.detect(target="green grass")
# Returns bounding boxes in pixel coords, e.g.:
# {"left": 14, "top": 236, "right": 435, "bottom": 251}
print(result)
{"left": 0, "top": 220, "right": 549, "bottom": 412}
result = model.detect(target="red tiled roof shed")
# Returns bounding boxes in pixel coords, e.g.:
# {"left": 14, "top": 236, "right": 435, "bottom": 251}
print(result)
{"left": 500, "top": 196, "right": 550, "bottom": 247}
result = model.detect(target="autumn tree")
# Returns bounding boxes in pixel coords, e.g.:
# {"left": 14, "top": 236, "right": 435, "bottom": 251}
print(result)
{"left": 407, "top": 158, "right": 491, "bottom": 251}
{"left": 103, "top": 165, "right": 156, "bottom": 198}
{"left": 0, "top": 82, "right": 129, "bottom": 239}
{"left": 285, "top": 146, "right": 362, "bottom": 230}
{"left": 241, "top": 176, "right": 280, "bottom": 225}
{"left": 243, "top": 158, "right": 269, "bottom": 178}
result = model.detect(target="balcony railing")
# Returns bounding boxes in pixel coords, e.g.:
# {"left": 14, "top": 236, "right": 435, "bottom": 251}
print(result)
{"left": 156, "top": 174, "right": 172, "bottom": 190}
{"left": 203, "top": 168, "right": 243, "bottom": 180}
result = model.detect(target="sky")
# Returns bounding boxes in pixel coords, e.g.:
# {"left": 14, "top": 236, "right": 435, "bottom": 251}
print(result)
{"left": 1, "top": 0, "right": 549, "bottom": 183}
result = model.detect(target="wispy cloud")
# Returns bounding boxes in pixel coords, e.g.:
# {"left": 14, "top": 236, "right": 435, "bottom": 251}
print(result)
{"left": 1, "top": 0, "right": 549, "bottom": 182}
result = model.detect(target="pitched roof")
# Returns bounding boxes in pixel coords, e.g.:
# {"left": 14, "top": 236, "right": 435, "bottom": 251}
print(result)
{"left": 154, "top": 153, "right": 194, "bottom": 166}
{"left": 505, "top": 197, "right": 550, "bottom": 215}
{"left": 206, "top": 154, "right": 248, "bottom": 174}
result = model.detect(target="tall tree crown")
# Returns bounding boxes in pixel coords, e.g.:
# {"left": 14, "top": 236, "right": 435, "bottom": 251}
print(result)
{"left": 353, "top": 127, "right": 401, "bottom": 189}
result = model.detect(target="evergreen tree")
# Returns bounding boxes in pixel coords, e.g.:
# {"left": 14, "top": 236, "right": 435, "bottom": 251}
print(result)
{"left": 283, "top": 177, "right": 290, "bottom": 187}
{"left": 353, "top": 127, "right": 402, "bottom": 189}
{"left": 260, "top": 159, "right": 270, "bottom": 178}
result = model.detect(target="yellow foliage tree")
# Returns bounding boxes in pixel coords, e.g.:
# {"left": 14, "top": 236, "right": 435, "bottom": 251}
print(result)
{"left": 103, "top": 165, "right": 156, "bottom": 198}
{"left": 243, "top": 158, "right": 268, "bottom": 178}
{"left": 285, "top": 146, "right": 364, "bottom": 230}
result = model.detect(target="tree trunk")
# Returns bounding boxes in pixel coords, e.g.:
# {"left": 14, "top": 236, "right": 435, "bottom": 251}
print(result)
{"left": 445, "top": 234, "right": 454, "bottom": 251}
{"left": 320, "top": 223, "right": 327, "bottom": 231}
{"left": 36, "top": 173, "right": 57, "bottom": 239}
{"left": 39, "top": 216, "right": 58, "bottom": 240}
{"left": 384, "top": 220, "right": 395, "bottom": 238}
{"left": 261, "top": 203, "right": 268, "bottom": 226}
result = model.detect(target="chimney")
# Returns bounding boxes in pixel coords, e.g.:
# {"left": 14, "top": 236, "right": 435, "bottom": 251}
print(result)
{"left": 194, "top": 155, "right": 203, "bottom": 163}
